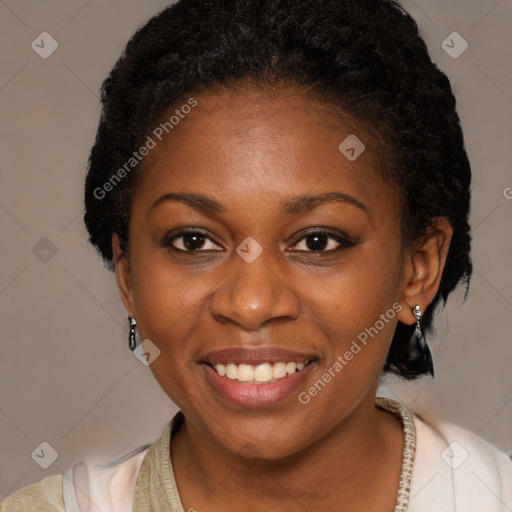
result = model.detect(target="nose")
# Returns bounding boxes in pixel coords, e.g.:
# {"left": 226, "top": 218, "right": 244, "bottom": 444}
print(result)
{"left": 209, "top": 247, "right": 301, "bottom": 331}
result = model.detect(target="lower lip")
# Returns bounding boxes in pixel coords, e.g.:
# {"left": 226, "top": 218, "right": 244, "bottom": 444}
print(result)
{"left": 202, "top": 362, "right": 316, "bottom": 409}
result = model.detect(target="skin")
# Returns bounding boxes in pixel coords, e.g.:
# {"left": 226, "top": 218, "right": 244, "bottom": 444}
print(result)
{"left": 113, "top": 86, "right": 452, "bottom": 511}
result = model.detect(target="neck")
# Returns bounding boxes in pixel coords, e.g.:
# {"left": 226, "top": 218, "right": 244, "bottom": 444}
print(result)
{"left": 171, "top": 389, "right": 404, "bottom": 512}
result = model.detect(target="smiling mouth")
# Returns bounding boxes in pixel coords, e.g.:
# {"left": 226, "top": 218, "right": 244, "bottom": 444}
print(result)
{"left": 206, "top": 361, "right": 313, "bottom": 385}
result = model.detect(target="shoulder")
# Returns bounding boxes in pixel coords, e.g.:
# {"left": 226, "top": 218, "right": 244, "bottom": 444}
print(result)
{"left": 1, "top": 474, "right": 64, "bottom": 512}
{"left": 1, "top": 445, "right": 151, "bottom": 512}
{"left": 409, "top": 412, "right": 512, "bottom": 512}
{"left": 2, "top": 416, "right": 178, "bottom": 512}
{"left": 62, "top": 444, "right": 150, "bottom": 512}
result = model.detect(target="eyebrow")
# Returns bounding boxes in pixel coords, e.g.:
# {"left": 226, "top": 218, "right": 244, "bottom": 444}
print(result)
{"left": 149, "top": 191, "right": 367, "bottom": 216}
{"left": 281, "top": 191, "right": 367, "bottom": 215}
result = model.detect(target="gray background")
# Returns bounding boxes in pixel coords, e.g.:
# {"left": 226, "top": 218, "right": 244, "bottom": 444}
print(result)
{"left": 1, "top": 0, "right": 511, "bottom": 499}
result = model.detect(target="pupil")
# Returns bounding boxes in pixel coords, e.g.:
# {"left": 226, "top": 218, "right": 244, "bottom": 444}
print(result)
{"left": 307, "top": 234, "right": 328, "bottom": 251}
{"left": 184, "top": 234, "right": 205, "bottom": 250}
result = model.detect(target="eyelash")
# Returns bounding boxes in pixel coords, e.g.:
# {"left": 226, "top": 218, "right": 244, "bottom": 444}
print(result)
{"left": 163, "top": 228, "right": 355, "bottom": 255}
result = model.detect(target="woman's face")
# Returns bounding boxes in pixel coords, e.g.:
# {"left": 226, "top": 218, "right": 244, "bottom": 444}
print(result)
{"left": 117, "top": 86, "right": 413, "bottom": 459}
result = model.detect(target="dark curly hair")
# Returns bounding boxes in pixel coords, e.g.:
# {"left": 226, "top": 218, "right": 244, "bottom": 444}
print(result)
{"left": 84, "top": 0, "right": 472, "bottom": 380}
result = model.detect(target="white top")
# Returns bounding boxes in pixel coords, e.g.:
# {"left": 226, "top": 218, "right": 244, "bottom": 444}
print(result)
{"left": 2, "top": 397, "right": 511, "bottom": 511}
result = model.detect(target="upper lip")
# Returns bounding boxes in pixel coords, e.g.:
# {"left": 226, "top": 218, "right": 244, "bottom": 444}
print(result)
{"left": 200, "top": 347, "right": 318, "bottom": 366}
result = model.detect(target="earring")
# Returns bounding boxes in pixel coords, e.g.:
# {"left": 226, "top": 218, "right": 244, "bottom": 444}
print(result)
{"left": 413, "top": 305, "right": 422, "bottom": 338}
{"left": 411, "top": 304, "right": 434, "bottom": 377}
{"left": 128, "top": 316, "right": 137, "bottom": 351}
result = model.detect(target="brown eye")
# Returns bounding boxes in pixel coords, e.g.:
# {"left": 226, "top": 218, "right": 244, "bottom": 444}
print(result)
{"left": 165, "top": 230, "right": 222, "bottom": 252}
{"left": 289, "top": 231, "right": 350, "bottom": 253}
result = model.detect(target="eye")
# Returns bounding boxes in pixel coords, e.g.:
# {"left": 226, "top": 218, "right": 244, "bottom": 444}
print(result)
{"left": 288, "top": 231, "right": 350, "bottom": 253}
{"left": 165, "top": 230, "right": 222, "bottom": 252}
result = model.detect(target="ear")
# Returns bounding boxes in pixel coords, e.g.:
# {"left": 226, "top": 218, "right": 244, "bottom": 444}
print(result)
{"left": 112, "top": 234, "right": 136, "bottom": 318}
{"left": 397, "top": 217, "right": 453, "bottom": 325}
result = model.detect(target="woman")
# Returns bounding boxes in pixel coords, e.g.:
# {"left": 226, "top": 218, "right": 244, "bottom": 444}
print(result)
{"left": 2, "top": 0, "right": 511, "bottom": 510}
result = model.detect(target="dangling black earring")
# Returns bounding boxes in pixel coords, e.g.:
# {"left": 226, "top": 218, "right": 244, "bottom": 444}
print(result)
{"left": 412, "top": 305, "right": 434, "bottom": 377}
{"left": 128, "top": 316, "right": 137, "bottom": 351}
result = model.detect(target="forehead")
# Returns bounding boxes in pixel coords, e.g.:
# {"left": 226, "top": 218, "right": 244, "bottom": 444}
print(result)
{"left": 134, "top": 86, "right": 396, "bottom": 222}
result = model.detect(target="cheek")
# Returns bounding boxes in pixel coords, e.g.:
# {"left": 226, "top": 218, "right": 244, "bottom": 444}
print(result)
{"left": 128, "top": 247, "right": 209, "bottom": 385}
{"left": 296, "top": 263, "right": 401, "bottom": 419}
{"left": 130, "top": 226, "right": 209, "bottom": 324}
{"left": 302, "top": 251, "right": 401, "bottom": 341}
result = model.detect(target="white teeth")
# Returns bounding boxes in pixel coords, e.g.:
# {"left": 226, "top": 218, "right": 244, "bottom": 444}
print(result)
{"left": 226, "top": 364, "right": 238, "bottom": 380}
{"left": 286, "top": 362, "right": 297, "bottom": 374}
{"left": 272, "top": 362, "right": 287, "bottom": 379}
{"left": 212, "top": 361, "right": 308, "bottom": 383}
{"left": 253, "top": 363, "right": 273, "bottom": 382}
{"left": 237, "top": 364, "right": 254, "bottom": 382}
